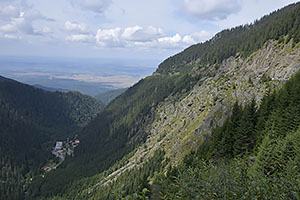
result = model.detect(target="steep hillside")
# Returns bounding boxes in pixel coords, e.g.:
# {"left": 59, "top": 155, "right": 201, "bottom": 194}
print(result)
{"left": 0, "top": 76, "right": 104, "bottom": 200}
{"left": 31, "top": 2, "right": 300, "bottom": 199}
{"left": 146, "top": 40, "right": 300, "bottom": 165}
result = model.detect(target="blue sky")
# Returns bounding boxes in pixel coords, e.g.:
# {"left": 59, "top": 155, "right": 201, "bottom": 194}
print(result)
{"left": 0, "top": 0, "right": 298, "bottom": 61}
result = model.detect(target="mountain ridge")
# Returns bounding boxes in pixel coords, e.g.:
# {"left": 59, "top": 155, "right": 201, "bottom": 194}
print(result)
{"left": 157, "top": 2, "right": 300, "bottom": 75}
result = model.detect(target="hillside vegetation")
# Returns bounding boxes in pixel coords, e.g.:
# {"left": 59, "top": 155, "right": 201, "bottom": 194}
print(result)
{"left": 19, "top": 2, "right": 300, "bottom": 199}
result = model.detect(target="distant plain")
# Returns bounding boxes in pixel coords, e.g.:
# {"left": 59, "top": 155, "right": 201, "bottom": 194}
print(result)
{"left": 0, "top": 56, "right": 158, "bottom": 96}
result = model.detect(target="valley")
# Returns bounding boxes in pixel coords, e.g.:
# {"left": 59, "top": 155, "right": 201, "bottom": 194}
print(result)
{"left": 0, "top": 76, "right": 104, "bottom": 200}
{"left": 1, "top": 1, "right": 300, "bottom": 200}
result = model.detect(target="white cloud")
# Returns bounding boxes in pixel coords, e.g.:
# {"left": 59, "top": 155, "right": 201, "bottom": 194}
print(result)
{"left": 96, "top": 27, "right": 122, "bottom": 47}
{"left": 64, "top": 21, "right": 88, "bottom": 33}
{"left": 66, "top": 34, "right": 94, "bottom": 43}
{"left": 122, "top": 26, "right": 164, "bottom": 42}
{"left": 184, "top": 0, "right": 242, "bottom": 20}
{"left": 182, "top": 35, "right": 195, "bottom": 44}
{"left": 95, "top": 26, "right": 211, "bottom": 49}
{"left": 71, "top": 0, "right": 111, "bottom": 13}
{"left": 96, "top": 26, "right": 165, "bottom": 48}
{"left": 137, "top": 32, "right": 209, "bottom": 49}
{"left": 154, "top": 33, "right": 183, "bottom": 48}
{"left": 182, "top": 31, "right": 212, "bottom": 44}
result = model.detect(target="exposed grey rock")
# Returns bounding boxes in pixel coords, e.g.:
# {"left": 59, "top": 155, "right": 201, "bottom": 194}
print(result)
{"left": 144, "top": 41, "right": 300, "bottom": 165}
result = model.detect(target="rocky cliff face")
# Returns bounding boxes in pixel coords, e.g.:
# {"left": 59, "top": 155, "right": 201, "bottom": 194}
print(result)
{"left": 149, "top": 41, "right": 300, "bottom": 164}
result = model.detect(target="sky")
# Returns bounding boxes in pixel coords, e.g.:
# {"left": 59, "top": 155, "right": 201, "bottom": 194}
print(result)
{"left": 0, "top": 0, "right": 299, "bottom": 61}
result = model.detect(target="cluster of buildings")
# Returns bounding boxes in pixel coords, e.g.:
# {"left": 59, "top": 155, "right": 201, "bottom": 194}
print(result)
{"left": 42, "top": 138, "right": 80, "bottom": 172}
{"left": 52, "top": 139, "right": 80, "bottom": 157}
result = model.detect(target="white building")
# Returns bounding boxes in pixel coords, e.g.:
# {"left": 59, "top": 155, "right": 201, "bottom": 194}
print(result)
{"left": 55, "top": 141, "right": 63, "bottom": 150}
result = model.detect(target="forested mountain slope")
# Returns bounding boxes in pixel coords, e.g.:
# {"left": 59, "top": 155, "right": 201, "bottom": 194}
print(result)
{"left": 0, "top": 76, "right": 104, "bottom": 200}
{"left": 30, "top": 2, "right": 300, "bottom": 199}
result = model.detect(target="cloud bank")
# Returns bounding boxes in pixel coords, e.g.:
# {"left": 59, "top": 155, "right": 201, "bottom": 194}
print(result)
{"left": 95, "top": 26, "right": 211, "bottom": 49}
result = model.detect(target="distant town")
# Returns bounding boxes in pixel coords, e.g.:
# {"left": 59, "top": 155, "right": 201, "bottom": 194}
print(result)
{"left": 42, "top": 138, "right": 80, "bottom": 172}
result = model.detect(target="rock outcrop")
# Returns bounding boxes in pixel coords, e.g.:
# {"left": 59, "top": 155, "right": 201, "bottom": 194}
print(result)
{"left": 128, "top": 41, "right": 300, "bottom": 168}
